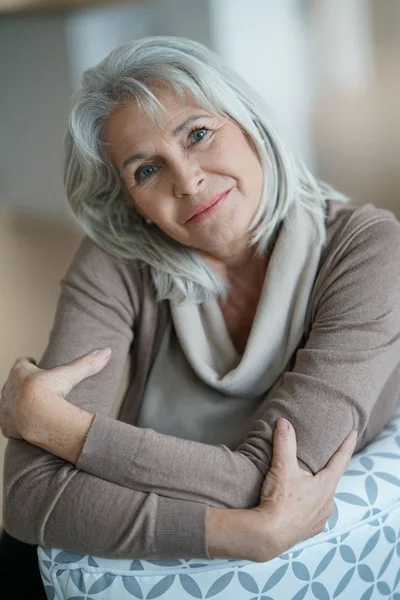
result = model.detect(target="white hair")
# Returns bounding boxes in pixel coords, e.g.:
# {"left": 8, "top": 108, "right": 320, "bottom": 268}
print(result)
{"left": 65, "top": 35, "right": 349, "bottom": 303}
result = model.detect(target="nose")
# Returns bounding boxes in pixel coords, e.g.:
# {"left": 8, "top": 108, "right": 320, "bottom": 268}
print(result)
{"left": 171, "top": 155, "right": 205, "bottom": 198}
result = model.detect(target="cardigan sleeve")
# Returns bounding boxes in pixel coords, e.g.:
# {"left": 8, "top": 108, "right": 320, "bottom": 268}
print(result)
{"left": 75, "top": 211, "right": 400, "bottom": 509}
{"left": 2, "top": 237, "right": 209, "bottom": 559}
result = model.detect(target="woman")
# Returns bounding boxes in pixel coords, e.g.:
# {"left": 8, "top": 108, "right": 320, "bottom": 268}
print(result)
{"left": 1, "top": 36, "right": 399, "bottom": 565}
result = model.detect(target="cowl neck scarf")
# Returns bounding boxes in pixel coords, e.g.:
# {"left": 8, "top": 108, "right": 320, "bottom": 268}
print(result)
{"left": 170, "top": 202, "right": 326, "bottom": 397}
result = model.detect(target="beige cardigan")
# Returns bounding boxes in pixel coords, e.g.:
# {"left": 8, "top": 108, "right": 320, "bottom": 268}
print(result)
{"left": 3, "top": 200, "right": 400, "bottom": 559}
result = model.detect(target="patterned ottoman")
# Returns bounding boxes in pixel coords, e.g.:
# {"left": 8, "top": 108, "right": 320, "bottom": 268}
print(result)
{"left": 38, "top": 402, "right": 400, "bottom": 600}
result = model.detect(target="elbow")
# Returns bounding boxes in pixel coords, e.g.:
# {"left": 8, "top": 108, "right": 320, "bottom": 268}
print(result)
{"left": 3, "top": 439, "right": 71, "bottom": 546}
{"left": 3, "top": 507, "right": 35, "bottom": 546}
{"left": 3, "top": 474, "right": 41, "bottom": 546}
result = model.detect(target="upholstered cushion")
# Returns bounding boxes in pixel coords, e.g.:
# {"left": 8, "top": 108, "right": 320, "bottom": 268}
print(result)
{"left": 38, "top": 401, "right": 400, "bottom": 600}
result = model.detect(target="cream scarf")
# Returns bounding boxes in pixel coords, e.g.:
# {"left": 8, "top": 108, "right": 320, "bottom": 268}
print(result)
{"left": 170, "top": 202, "right": 326, "bottom": 397}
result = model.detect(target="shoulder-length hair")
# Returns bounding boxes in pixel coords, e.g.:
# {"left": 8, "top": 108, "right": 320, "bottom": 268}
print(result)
{"left": 65, "top": 35, "right": 348, "bottom": 303}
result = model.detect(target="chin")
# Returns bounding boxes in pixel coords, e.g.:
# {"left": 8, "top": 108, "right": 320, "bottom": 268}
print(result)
{"left": 193, "top": 220, "right": 249, "bottom": 252}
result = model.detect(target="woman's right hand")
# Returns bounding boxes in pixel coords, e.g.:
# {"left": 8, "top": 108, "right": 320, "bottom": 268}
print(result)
{"left": 206, "top": 418, "right": 357, "bottom": 562}
{"left": 250, "top": 418, "right": 357, "bottom": 562}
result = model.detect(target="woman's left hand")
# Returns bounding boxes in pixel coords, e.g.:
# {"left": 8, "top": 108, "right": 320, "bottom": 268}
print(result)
{"left": 0, "top": 357, "right": 39, "bottom": 439}
{"left": 0, "top": 348, "right": 112, "bottom": 448}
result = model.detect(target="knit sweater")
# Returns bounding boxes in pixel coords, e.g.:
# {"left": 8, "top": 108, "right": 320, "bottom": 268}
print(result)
{"left": 3, "top": 200, "right": 400, "bottom": 559}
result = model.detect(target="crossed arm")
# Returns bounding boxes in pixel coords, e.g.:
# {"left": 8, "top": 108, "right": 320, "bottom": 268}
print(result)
{"left": 3, "top": 214, "right": 400, "bottom": 559}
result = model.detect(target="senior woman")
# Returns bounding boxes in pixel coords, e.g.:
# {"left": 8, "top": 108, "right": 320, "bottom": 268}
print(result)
{"left": 2, "top": 36, "right": 400, "bottom": 570}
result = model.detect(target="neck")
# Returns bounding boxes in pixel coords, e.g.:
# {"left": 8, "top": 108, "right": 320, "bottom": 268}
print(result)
{"left": 200, "top": 246, "right": 268, "bottom": 289}
{"left": 198, "top": 222, "right": 281, "bottom": 280}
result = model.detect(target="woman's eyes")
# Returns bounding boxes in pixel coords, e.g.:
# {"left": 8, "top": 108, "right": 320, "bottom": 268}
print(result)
{"left": 189, "top": 126, "right": 208, "bottom": 143}
{"left": 134, "top": 127, "right": 210, "bottom": 184}
{"left": 135, "top": 165, "right": 158, "bottom": 182}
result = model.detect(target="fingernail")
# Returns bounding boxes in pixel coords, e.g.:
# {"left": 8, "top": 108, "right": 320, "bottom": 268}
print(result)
{"left": 93, "top": 347, "right": 112, "bottom": 360}
{"left": 277, "top": 418, "right": 290, "bottom": 430}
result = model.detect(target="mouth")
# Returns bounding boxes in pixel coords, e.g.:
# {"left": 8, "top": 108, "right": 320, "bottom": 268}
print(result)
{"left": 185, "top": 188, "right": 232, "bottom": 223}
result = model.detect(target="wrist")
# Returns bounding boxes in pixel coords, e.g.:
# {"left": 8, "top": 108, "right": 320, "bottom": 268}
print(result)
{"left": 206, "top": 507, "right": 276, "bottom": 562}
{"left": 15, "top": 387, "right": 46, "bottom": 442}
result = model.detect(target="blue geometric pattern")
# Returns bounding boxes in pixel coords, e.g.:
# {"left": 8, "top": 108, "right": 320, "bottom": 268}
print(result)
{"left": 38, "top": 402, "right": 400, "bottom": 600}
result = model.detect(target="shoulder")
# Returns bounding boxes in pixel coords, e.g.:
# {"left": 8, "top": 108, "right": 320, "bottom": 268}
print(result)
{"left": 69, "top": 235, "right": 140, "bottom": 270}
{"left": 320, "top": 200, "right": 400, "bottom": 277}
{"left": 64, "top": 235, "right": 156, "bottom": 310}
{"left": 311, "top": 200, "right": 400, "bottom": 321}
{"left": 324, "top": 199, "right": 400, "bottom": 260}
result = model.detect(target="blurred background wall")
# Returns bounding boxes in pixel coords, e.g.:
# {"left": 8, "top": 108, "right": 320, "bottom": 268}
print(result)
{"left": 1, "top": 0, "right": 399, "bottom": 519}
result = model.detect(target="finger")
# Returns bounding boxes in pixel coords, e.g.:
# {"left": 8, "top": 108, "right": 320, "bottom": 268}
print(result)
{"left": 321, "top": 429, "right": 357, "bottom": 484}
{"left": 49, "top": 348, "right": 112, "bottom": 396}
{"left": 270, "top": 418, "right": 298, "bottom": 476}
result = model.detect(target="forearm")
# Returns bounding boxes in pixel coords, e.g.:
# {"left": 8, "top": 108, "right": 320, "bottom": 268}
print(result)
{"left": 20, "top": 387, "right": 268, "bottom": 509}
{"left": 77, "top": 412, "right": 268, "bottom": 508}
{"left": 3, "top": 438, "right": 210, "bottom": 559}
{"left": 74, "top": 368, "right": 364, "bottom": 509}
{"left": 22, "top": 394, "right": 94, "bottom": 465}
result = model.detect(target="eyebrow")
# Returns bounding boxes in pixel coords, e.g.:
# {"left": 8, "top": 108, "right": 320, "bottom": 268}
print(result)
{"left": 120, "top": 114, "right": 210, "bottom": 172}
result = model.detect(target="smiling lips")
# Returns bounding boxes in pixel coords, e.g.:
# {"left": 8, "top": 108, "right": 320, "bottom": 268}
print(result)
{"left": 185, "top": 188, "right": 232, "bottom": 223}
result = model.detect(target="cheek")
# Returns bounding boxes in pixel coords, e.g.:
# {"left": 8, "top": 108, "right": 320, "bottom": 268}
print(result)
{"left": 131, "top": 189, "right": 177, "bottom": 228}
{"left": 214, "top": 133, "right": 259, "bottom": 174}
{"left": 126, "top": 190, "right": 144, "bottom": 217}
{"left": 126, "top": 189, "right": 155, "bottom": 222}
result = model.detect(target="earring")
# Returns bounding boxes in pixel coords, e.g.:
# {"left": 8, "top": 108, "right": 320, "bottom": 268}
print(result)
{"left": 145, "top": 217, "right": 152, "bottom": 225}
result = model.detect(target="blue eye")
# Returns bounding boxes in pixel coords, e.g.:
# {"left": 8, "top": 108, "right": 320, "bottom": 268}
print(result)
{"left": 135, "top": 164, "right": 158, "bottom": 183}
{"left": 190, "top": 127, "right": 208, "bottom": 142}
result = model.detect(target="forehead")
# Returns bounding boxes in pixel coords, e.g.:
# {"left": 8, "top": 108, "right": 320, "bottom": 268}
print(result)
{"left": 105, "top": 85, "right": 210, "bottom": 146}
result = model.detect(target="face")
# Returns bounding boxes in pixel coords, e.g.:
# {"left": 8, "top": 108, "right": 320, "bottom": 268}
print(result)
{"left": 105, "top": 85, "right": 264, "bottom": 263}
